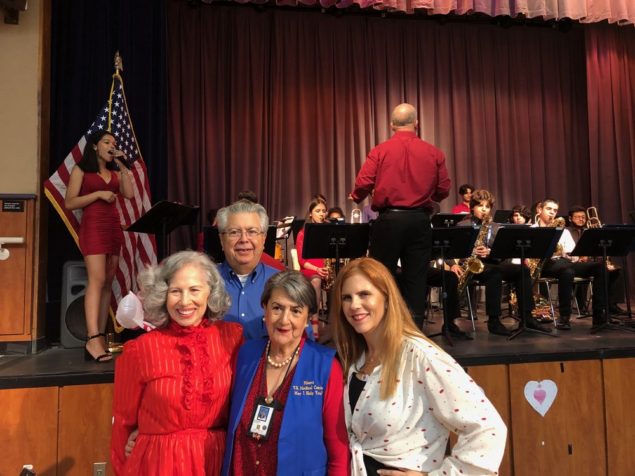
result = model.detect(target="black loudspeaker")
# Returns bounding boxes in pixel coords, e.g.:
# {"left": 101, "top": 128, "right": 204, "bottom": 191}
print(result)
{"left": 60, "top": 261, "right": 88, "bottom": 348}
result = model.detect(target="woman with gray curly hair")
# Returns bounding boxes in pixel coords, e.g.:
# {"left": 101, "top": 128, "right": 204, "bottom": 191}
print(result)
{"left": 111, "top": 251, "right": 244, "bottom": 475}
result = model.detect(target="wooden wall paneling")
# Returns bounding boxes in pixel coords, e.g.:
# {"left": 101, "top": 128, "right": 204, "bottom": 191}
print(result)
{"left": 559, "top": 360, "right": 606, "bottom": 474}
{"left": 603, "top": 358, "right": 635, "bottom": 476}
{"left": 509, "top": 360, "right": 606, "bottom": 476}
{"left": 0, "top": 198, "right": 33, "bottom": 338}
{"left": 58, "top": 383, "right": 114, "bottom": 476}
{"left": 35, "top": 0, "right": 52, "bottom": 343}
{"left": 0, "top": 387, "right": 59, "bottom": 474}
{"left": 466, "top": 364, "right": 512, "bottom": 476}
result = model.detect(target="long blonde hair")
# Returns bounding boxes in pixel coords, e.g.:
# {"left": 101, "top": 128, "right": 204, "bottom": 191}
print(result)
{"left": 330, "top": 257, "right": 430, "bottom": 399}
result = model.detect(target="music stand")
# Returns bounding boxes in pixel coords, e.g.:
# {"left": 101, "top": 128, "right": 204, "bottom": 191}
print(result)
{"left": 490, "top": 226, "right": 563, "bottom": 340}
{"left": 570, "top": 226, "right": 635, "bottom": 334}
{"left": 203, "top": 225, "right": 277, "bottom": 264}
{"left": 264, "top": 225, "right": 277, "bottom": 256}
{"left": 291, "top": 218, "right": 305, "bottom": 242}
{"left": 426, "top": 226, "right": 480, "bottom": 345}
{"left": 274, "top": 217, "right": 295, "bottom": 266}
{"left": 493, "top": 209, "right": 513, "bottom": 223}
{"left": 127, "top": 201, "right": 199, "bottom": 260}
{"left": 431, "top": 213, "right": 466, "bottom": 228}
{"left": 302, "top": 223, "right": 370, "bottom": 275}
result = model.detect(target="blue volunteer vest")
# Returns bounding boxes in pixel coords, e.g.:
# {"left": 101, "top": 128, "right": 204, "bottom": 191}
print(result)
{"left": 222, "top": 338, "right": 335, "bottom": 476}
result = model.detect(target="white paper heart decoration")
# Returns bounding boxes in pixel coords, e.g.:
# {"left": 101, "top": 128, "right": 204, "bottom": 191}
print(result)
{"left": 524, "top": 380, "right": 558, "bottom": 417}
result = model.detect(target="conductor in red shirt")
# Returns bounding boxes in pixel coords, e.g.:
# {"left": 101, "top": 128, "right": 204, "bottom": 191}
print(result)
{"left": 350, "top": 103, "right": 451, "bottom": 328}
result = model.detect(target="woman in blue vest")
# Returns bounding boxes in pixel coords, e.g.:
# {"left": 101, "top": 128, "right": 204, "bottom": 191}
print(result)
{"left": 222, "top": 270, "right": 350, "bottom": 475}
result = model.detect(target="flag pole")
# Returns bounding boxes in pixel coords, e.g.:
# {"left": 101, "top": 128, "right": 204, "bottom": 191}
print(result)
{"left": 114, "top": 50, "right": 123, "bottom": 74}
{"left": 109, "top": 51, "right": 125, "bottom": 334}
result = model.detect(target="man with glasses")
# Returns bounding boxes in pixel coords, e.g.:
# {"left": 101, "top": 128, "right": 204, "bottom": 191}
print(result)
{"left": 215, "top": 200, "right": 280, "bottom": 339}
{"left": 216, "top": 200, "right": 315, "bottom": 340}
{"left": 567, "top": 205, "right": 626, "bottom": 317}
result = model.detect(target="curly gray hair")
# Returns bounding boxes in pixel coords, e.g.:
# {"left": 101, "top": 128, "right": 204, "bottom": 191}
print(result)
{"left": 215, "top": 199, "right": 269, "bottom": 232}
{"left": 138, "top": 250, "right": 231, "bottom": 327}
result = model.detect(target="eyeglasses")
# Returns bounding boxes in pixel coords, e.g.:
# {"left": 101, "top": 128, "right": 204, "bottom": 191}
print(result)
{"left": 221, "top": 228, "right": 264, "bottom": 240}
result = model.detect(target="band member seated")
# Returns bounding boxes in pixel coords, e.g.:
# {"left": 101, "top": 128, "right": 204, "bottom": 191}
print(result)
{"left": 426, "top": 261, "right": 473, "bottom": 340}
{"left": 327, "top": 206, "right": 345, "bottom": 222}
{"left": 296, "top": 195, "right": 330, "bottom": 335}
{"left": 509, "top": 205, "right": 531, "bottom": 225}
{"left": 567, "top": 205, "right": 626, "bottom": 316}
{"left": 458, "top": 190, "right": 551, "bottom": 336}
{"left": 451, "top": 183, "right": 474, "bottom": 214}
{"left": 532, "top": 199, "right": 606, "bottom": 330}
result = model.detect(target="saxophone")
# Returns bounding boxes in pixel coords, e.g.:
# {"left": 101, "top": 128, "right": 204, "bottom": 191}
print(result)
{"left": 321, "top": 259, "right": 336, "bottom": 291}
{"left": 457, "top": 214, "right": 491, "bottom": 296}
{"left": 527, "top": 217, "right": 566, "bottom": 283}
{"left": 321, "top": 257, "right": 350, "bottom": 291}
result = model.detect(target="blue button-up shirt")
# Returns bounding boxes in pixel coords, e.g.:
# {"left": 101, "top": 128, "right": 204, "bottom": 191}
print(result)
{"left": 218, "top": 261, "right": 315, "bottom": 341}
{"left": 218, "top": 261, "right": 278, "bottom": 340}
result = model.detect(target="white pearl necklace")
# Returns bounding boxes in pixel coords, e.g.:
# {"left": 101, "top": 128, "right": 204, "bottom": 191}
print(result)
{"left": 266, "top": 341, "right": 299, "bottom": 368}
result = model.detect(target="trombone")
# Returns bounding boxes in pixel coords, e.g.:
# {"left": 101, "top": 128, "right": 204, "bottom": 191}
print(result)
{"left": 585, "top": 206, "right": 615, "bottom": 270}
{"left": 586, "top": 206, "right": 602, "bottom": 228}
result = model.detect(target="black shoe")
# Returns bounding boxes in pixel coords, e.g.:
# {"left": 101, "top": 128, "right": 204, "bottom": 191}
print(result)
{"left": 487, "top": 318, "right": 512, "bottom": 336}
{"left": 447, "top": 322, "right": 474, "bottom": 340}
{"left": 555, "top": 315, "right": 571, "bottom": 330}
{"left": 84, "top": 333, "right": 113, "bottom": 363}
{"left": 526, "top": 316, "right": 554, "bottom": 333}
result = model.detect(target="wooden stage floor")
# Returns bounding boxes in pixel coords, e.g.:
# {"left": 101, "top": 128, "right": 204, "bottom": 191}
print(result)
{"left": 1, "top": 308, "right": 634, "bottom": 390}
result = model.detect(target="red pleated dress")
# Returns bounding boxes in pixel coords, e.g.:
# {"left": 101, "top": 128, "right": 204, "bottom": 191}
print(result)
{"left": 78, "top": 172, "right": 123, "bottom": 256}
{"left": 110, "top": 319, "right": 243, "bottom": 476}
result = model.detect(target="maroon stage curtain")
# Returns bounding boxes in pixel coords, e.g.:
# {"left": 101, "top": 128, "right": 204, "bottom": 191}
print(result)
{"left": 167, "top": 4, "right": 590, "bottom": 224}
{"left": 586, "top": 24, "right": 635, "bottom": 298}
{"left": 586, "top": 23, "right": 635, "bottom": 225}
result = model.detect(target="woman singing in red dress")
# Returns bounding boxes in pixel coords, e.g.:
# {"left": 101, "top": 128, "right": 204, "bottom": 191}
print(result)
{"left": 110, "top": 251, "right": 243, "bottom": 475}
{"left": 64, "top": 130, "right": 134, "bottom": 362}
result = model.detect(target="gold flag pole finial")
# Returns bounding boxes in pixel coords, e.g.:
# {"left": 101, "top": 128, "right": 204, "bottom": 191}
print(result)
{"left": 114, "top": 51, "right": 123, "bottom": 73}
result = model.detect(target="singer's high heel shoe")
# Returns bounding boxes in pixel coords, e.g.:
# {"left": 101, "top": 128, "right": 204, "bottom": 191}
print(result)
{"left": 84, "top": 333, "right": 112, "bottom": 363}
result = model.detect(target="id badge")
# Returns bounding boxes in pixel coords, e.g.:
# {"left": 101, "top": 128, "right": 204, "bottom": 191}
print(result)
{"left": 249, "top": 398, "right": 276, "bottom": 440}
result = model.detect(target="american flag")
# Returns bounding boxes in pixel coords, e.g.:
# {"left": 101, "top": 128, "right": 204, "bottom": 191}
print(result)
{"left": 44, "top": 72, "right": 157, "bottom": 329}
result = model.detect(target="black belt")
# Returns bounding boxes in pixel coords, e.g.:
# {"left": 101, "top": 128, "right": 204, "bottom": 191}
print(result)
{"left": 379, "top": 207, "right": 431, "bottom": 214}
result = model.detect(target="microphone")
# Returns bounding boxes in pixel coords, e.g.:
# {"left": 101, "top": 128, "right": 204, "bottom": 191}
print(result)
{"left": 109, "top": 149, "right": 132, "bottom": 169}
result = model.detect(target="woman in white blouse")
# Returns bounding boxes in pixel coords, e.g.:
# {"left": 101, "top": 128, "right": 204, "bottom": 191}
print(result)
{"left": 331, "top": 257, "right": 506, "bottom": 476}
